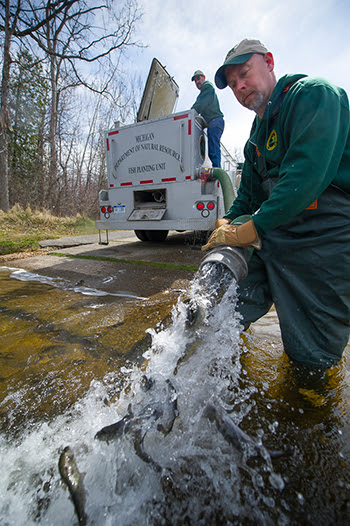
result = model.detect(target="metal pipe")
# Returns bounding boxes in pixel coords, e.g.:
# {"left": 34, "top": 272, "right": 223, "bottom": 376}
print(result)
{"left": 198, "top": 245, "right": 249, "bottom": 283}
{"left": 185, "top": 246, "right": 249, "bottom": 329}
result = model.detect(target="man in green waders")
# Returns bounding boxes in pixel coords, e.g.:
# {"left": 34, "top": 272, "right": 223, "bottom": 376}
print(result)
{"left": 202, "top": 38, "right": 350, "bottom": 368}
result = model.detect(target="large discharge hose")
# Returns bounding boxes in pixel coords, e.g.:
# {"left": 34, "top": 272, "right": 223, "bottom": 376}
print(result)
{"left": 198, "top": 166, "right": 249, "bottom": 284}
{"left": 199, "top": 245, "right": 249, "bottom": 283}
{"left": 185, "top": 246, "right": 248, "bottom": 330}
{"left": 184, "top": 169, "right": 250, "bottom": 328}
{"left": 184, "top": 163, "right": 264, "bottom": 333}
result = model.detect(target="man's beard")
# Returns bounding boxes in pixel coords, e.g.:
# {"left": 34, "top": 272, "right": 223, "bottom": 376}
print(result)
{"left": 242, "top": 91, "right": 266, "bottom": 114}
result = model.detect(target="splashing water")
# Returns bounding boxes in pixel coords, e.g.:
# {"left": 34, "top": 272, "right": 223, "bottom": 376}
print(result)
{"left": 6, "top": 267, "right": 146, "bottom": 299}
{"left": 0, "top": 263, "right": 349, "bottom": 525}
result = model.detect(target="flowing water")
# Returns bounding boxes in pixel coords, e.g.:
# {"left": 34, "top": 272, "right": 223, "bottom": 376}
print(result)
{"left": 0, "top": 264, "right": 350, "bottom": 525}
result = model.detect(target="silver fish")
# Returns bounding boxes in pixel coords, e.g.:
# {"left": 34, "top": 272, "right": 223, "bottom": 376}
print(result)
{"left": 140, "top": 375, "right": 156, "bottom": 391}
{"left": 184, "top": 297, "right": 208, "bottom": 330}
{"left": 95, "top": 379, "right": 178, "bottom": 442}
{"left": 95, "top": 380, "right": 179, "bottom": 471}
{"left": 204, "top": 403, "right": 291, "bottom": 460}
{"left": 58, "top": 446, "right": 87, "bottom": 525}
{"left": 204, "top": 404, "right": 256, "bottom": 452}
{"left": 133, "top": 428, "right": 162, "bottom": 472}
{"left": 94, "top": 404, "right": 134, "bottom": 443}
{"left": 157, "top": 379, "right": 178, "bottom": 435}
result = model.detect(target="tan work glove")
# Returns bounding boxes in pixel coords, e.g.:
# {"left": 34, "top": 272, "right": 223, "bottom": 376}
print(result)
{"left": 201, "top": 219, "right": 261, "bottom": 252}
{"left": 215, "top": 217, "right": 231, "bottom": 228}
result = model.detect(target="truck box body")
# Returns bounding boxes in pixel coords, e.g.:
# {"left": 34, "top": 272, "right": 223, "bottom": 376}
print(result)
{"left": 96, "top": 59, "right": 236, "bottom": 241}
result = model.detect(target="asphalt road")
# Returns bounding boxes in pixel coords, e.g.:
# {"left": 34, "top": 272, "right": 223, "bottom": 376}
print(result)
{"left": 0, "top": 229, "right": 285, "bottom": 343}
{"left": 6, "top": 229, "right": 347, "bottom": 353}
{"left": 1, "top": 230, "right": 205, "bottom": 299}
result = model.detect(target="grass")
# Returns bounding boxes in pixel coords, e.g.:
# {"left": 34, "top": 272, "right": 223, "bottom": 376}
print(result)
{"left": 0, "top": 204, "right": 98, "bottom": 256}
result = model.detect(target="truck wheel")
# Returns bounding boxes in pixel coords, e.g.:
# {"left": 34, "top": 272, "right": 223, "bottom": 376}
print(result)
{"left": 146, "top": 230, "right": 169, "bottom": 242}
{"left": 134, "top": 230, "right": 149, "bottom": 241}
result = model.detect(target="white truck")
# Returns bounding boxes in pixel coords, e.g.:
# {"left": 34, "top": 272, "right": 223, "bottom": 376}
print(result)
{"left": 96, "top": 58, "right": 237, "bottom": 243}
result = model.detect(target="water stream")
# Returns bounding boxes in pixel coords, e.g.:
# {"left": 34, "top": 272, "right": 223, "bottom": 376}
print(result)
{"left": 0, "top": 264, "right": 349, "bottom": 525}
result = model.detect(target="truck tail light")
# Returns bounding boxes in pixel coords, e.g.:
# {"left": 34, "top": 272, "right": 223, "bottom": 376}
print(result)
{"left": 196, "top": 202, "right": 204, "bottom": 211}
{"left": 207, "top": 201, "right": 215, "bottom": 210}
{"left": 101, "top": 206, "right": 106, "bottom": 213}
{"left": 107, "top": 206, "right": 113, "bottom": 213}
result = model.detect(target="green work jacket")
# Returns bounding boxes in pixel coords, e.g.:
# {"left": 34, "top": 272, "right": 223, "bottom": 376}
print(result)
{"left": 191, "top": 80, "right": 223, "bottom": 125}
{"left": 225, "top": 74, "right": 350, "bottom": 235}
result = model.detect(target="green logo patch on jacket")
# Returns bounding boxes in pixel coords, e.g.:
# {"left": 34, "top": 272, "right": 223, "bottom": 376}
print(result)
{"left": 266, "top": 129, "right": 277, "bottom": 151}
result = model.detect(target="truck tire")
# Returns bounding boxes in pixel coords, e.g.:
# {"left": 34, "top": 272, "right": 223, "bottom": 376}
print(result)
{"left": 134, "top": 230, "right": 149, "bottom": 241}
{"left": 146, "top": 230, "right": 169, "bottom": 242}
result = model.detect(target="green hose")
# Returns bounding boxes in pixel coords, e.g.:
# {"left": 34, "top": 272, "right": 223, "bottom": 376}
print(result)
{"left": 211, "top": 168, "right": 235, "bottom": 213}
{"left": 207, "top": 169, "right": 255, "bottom": 260}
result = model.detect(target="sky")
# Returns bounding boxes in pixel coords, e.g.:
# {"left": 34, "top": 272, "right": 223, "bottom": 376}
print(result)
{"left": 124, "top": 0, "right": 350, "bottom": 155}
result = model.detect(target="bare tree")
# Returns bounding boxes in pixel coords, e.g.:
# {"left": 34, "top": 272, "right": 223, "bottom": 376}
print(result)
{"left": 26, "top": 0, "right": 142, "bottom": 210}
{"left": 67, "top": 65, "right": 143, "bottom": 217}
{"left": 0, "top": 0, "right": 81, "bottom": 211}
{"left": 8, "top": 49, "right": 49, "bottom": 208}
{"left": 0, "top": 0, "right": 142, "bottom": 212}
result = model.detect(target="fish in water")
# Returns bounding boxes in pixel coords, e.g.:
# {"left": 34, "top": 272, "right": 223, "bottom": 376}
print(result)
{"left": 184, "top": 297, "right": 208, "bottom": 330}
{"left": 157, "top": 379, "right": 178, "bottom": 435}
{"left": 58, "top": 446, "right": 87, "bottom": 526}
{"left": 95, "top": 402, "right": 161, "bottom": 444}
{"left": 204, "top": 403, "right": 291, "bottom": 460}
{"left": 141, "top": 374, "right": 156, "bottom": 391}
{"left": 95, "top": 404, "right": 134, "bottom": 443}
{"left": 95, "top": 379, "right": 179, "bottom": 470}
{"left": 133, "top": 428, "right": 162, "bottom": 472}
{"left": 95, "top": 381, "right": 178, "bottom": 442}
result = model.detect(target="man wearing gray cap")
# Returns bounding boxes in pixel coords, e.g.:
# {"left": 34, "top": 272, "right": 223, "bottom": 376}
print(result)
{"left": 191, "top": 70, "right": 224, "bottom": 167}
{"left": 203, "top": 38, "right": 350, "bottom": 367}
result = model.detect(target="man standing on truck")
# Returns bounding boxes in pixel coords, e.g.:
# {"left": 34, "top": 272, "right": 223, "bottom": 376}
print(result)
{"left": 191, "top": 70, "right": 225, "bottom": 168}
{"left": 202, "top": 38, "right": 350, "bottom": 368}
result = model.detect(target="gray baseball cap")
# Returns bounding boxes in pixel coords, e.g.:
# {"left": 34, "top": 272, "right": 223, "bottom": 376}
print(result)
{"left": 191, "top": 70, "right": 205, "bottom": 81}
{"left": 215, "top": 38, "right": 269, "bottom": 89}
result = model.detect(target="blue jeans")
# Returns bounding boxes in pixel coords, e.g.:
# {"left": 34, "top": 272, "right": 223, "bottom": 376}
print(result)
{"left": 207, "top": 117, "right": 225, "bottom": 168}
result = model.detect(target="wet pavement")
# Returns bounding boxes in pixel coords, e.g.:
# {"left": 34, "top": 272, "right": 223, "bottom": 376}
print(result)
{"left": 2, "top": 230, "right": 204, "bottom": 299}
{"left": 0, "top": 229, "right": 292, "bottom": 343}
{"left": 2, "top": 230, "right": 350, "bottom": 525}
{"left": 3, "top": 230, "right": 349, "bottom": 349}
